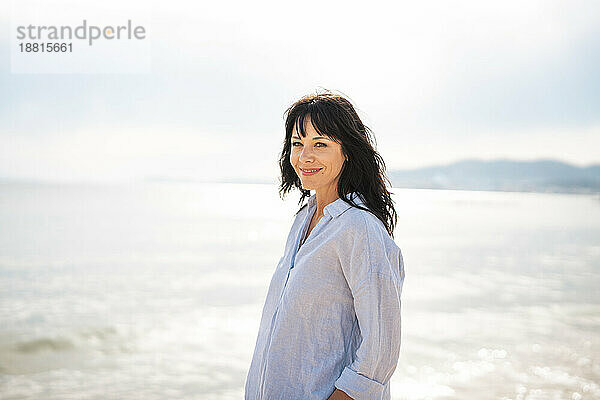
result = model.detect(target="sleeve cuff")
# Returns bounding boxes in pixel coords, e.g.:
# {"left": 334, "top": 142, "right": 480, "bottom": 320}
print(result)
{"left": 334, "top": 366, "right": 385, "bottom": 400}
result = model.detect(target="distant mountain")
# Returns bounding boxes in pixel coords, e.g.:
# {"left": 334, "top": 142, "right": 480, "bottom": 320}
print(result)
{"left": 388, "top": 159, "right": 600, "bottom": 194}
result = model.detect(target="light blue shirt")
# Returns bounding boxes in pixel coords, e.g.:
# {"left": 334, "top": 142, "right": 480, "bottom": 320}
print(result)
{"left": 245, "top": 192, "right": 405, "bottom": 400}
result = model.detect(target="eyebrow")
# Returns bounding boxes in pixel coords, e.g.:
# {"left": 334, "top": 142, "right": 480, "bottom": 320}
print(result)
{"left": 291, "top": 135, "right": 331, "bottom": 140}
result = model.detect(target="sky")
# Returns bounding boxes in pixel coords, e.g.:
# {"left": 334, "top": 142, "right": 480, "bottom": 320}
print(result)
{"left": 1, "top": 0, "right": 599, "bottom": 183}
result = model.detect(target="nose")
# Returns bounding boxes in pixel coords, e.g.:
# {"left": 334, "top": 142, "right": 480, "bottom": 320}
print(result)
{"left": 298, "top": 144, "right": 315, "bottom": 163}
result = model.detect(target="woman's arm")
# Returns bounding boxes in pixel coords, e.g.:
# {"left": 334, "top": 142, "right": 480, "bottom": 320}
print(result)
{"left": 328, "top": 388, "right": 354, "bottom": 400}
{"left": 332, "top": 215, "right": 405, "bottom": 400}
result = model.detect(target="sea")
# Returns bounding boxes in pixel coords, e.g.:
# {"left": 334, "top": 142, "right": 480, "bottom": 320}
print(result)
{"left": 1, "top": 181, "right": 599, "bottom": 400}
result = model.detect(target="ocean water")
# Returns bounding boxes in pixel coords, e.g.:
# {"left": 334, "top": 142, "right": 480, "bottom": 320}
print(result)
{"left": 0, "top": 181, "right": 599, "bottom": 400}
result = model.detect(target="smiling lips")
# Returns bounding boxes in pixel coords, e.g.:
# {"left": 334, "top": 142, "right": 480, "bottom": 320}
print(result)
{"left": 300, "top": 168, "right": 322, "bottom": 176}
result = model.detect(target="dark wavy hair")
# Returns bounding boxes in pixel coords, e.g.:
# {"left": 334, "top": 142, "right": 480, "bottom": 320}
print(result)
{"left": 278, "top": 89, "right": 398, "bottom": 238}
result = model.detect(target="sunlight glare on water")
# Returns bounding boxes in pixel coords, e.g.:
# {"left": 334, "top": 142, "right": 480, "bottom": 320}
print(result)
{"left": 0, "top": 182, "right": 599, "bottom": 399}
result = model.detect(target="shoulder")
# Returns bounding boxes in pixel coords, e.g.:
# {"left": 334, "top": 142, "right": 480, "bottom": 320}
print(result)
{"left": 335, "top": 206, "right": 399, "bottom": 251}
{"left": 292, "top": 203, "right": 309, "bottom": 225}
{"left": 334, "top": 206, "right": 404, "bottom": 280}
{"left": 279, "top": 203, "right": 309, "bottom": 256}
{"left": 337, "top": 206, "right": 387, "bottom": 237}
{"left": 287, "top": 202, "right": 310, "bottom": 236}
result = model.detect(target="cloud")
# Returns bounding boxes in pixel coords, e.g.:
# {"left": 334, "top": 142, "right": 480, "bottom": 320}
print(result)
{"left": 1, "top": 0, "right": 599, "bottom": 181}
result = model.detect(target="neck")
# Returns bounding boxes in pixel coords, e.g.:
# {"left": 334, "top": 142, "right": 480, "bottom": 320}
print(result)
{"left": 314, "top": 187, "right": 339, "bottom": 217}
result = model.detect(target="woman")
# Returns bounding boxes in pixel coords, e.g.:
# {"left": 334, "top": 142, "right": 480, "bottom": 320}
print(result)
{"left": 245, "top": 91, "right": 405, "bottom": 400}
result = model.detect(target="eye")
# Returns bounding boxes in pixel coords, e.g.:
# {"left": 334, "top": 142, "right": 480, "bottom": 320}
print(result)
{"left": 291, "top": 141, "right": 327, "bottom": 148}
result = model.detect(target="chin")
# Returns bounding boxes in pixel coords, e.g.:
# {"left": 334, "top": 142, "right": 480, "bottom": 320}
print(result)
{"left": 299, "top": 178, "right": 319, "bottom": 190}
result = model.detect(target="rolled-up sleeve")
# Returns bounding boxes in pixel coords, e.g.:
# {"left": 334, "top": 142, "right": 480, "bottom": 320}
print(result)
{"left": 334, "top": 215, "right": 405, "bottom": 400}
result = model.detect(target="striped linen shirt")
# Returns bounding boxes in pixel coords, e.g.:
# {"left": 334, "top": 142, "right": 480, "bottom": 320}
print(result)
{"left": 244, "top": 191, "right": 405, "bottom": 400}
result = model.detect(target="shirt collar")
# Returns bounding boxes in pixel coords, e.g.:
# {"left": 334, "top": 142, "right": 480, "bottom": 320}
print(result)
{"left": 307, "top": 191, "right": 366, "bottom": 218}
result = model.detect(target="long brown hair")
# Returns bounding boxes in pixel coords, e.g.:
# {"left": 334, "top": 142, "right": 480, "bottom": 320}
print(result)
{"left": 278, "top": 89, "right": 398, "bottom": 238}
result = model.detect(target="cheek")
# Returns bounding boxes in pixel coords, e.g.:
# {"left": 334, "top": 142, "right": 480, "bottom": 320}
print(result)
{"left": 329, "top": 150, "right": 345, "bottom": 171}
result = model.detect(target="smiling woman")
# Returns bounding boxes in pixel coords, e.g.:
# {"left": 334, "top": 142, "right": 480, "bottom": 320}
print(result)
{"left": 289, "top": 114, "right": 348, "bottom": 241}
{"left": 244, "top": 90, "right": 406, "bottom": 400}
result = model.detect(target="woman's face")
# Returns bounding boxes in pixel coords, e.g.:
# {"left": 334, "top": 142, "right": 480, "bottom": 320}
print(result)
{"left": 290, "top": 115, "right": 346, "bottom": 196}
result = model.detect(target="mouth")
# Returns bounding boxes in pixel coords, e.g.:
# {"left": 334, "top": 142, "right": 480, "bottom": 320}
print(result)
{"left": 300, "top": 167, "right": 323, "bottom": 176}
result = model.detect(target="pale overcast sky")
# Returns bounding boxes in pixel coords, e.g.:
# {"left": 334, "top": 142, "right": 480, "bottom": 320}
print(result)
{"left": 1, "top": 0, "right": 599, "bottom": 183}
